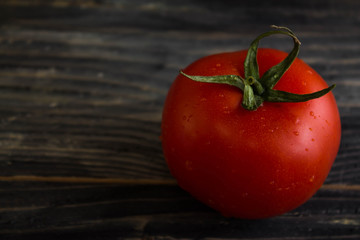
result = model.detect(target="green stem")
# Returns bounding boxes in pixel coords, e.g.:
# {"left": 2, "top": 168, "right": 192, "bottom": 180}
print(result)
{"left": 264, "top": 85, "right": 336, "bottom": 102}
{"left": 242, "top": 77, "right": 264, "bottom": 110}
{"left": 180, "top": 71, "right": 245, "bottom": 91}
{"left": 180, "top": 25, "right": 335, "bottom": 111}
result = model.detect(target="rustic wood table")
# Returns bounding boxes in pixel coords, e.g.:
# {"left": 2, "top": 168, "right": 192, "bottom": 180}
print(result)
{"left": 0, "top": 0, "right": 359, "bottom": 239}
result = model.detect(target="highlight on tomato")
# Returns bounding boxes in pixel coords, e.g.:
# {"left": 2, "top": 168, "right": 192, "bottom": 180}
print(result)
{"left": 161, "top": 26, "right": 341, "bottom": 219}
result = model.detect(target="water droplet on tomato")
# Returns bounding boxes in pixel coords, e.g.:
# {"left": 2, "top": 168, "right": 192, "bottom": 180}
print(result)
{"left": 311, "top": 138, "right": 315, "bottom": 142}
{"left": 293, "top": 131, "right": 299, "bottom": 136}
{"left": 310, "top": 111, "right": 314, "bottom": 116}
{"left": 223, "top": 106, "right": 230, "bottom": 114}
{"left": 309, "top": 175, "right": 315, "bottom": 182}
{"left": 309, "top": 128, "right": 313, "bottom": 131}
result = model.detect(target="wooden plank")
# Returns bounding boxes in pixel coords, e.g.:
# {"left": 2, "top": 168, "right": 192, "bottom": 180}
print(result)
{"left": 0, "top": 0, "right": 358, "bottom": 191}
{"left": 0, "top": 181, "right": 359, "bottom": 239}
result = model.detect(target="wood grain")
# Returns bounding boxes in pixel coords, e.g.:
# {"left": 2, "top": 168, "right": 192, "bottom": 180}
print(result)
{"left": 0, "top": 0, "right": 359, "bottom": 239}
{"left": 0, "top": 181, "right": 359, "bottom": 239}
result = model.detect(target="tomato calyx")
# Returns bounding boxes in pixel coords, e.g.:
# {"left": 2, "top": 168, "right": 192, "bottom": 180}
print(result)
{"left": 180, "top": 25, "right": 336, "bottom": 111}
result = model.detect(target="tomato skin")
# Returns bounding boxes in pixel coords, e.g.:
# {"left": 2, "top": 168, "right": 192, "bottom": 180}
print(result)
{"left": 161, "top": 49, "right": 341, "bottom": 219}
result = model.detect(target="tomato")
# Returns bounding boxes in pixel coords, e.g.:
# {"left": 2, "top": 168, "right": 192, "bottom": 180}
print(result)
{"left": 161, "top": 27, "right": 341, "bottom": 219}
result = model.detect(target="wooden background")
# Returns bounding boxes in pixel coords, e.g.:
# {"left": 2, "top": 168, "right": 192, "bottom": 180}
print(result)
{"left": 0, "top": 0, "right": 359, "bottom": 239}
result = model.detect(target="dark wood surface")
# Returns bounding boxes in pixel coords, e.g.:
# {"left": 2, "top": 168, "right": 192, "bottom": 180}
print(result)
{"left": 0, "top": 0, "right": 359, "bottom": 239}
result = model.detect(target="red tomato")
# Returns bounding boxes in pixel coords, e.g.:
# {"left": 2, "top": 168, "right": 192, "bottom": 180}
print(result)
{"left": 161, "top": 48, "right": 341, "bottom": 219}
